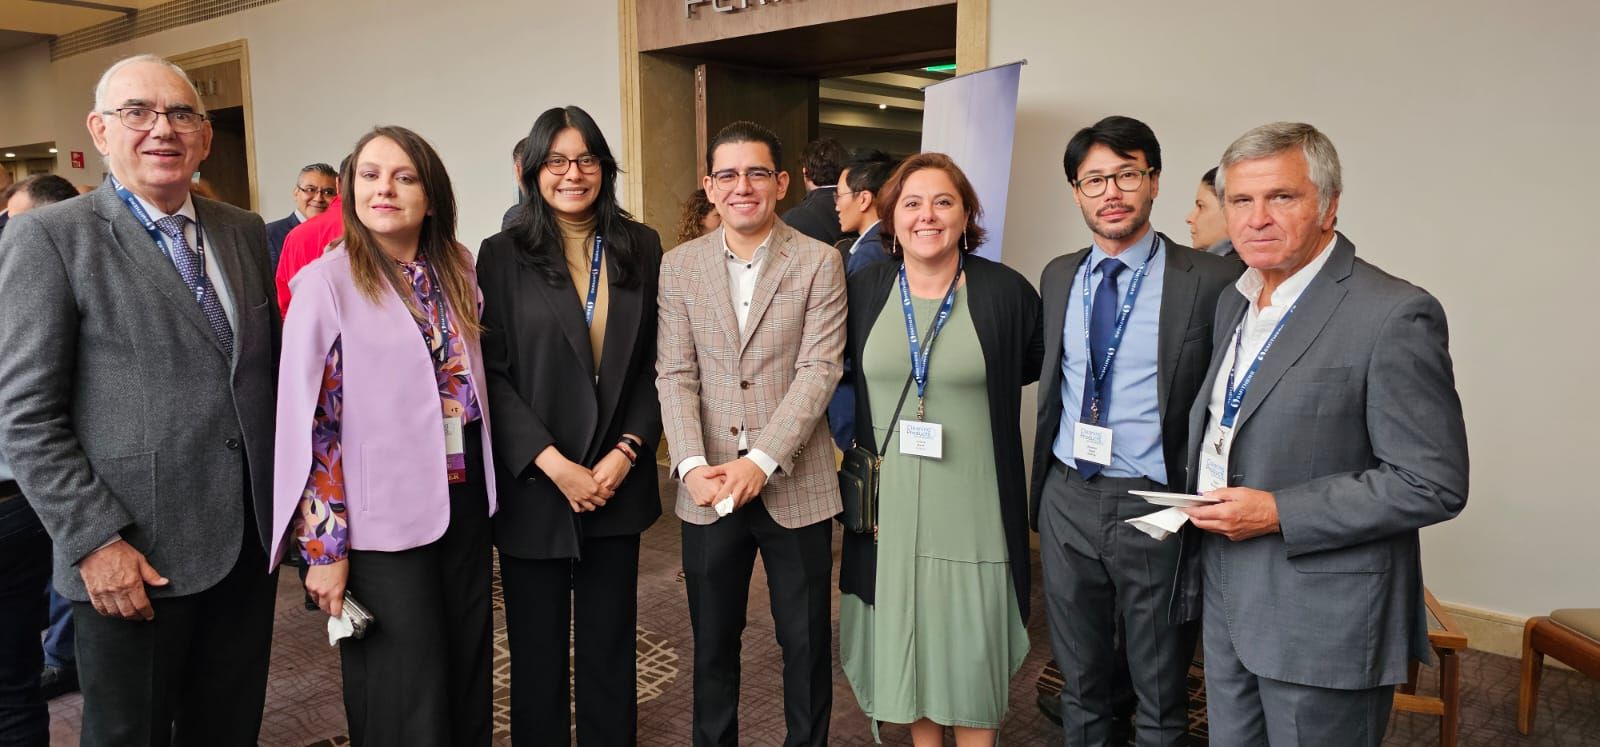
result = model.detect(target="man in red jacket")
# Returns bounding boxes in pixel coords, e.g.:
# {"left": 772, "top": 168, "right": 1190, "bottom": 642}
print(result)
{"left": 274, "top": 193, "right": 344, "bottom": 314}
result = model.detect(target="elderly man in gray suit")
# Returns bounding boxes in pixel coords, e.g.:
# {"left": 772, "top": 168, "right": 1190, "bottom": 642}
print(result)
{"left": 1173, "top": 122, "right": 1469, "bottom": 745}
{"left": 0, "top": 54, "right": 279, "bottom": 745}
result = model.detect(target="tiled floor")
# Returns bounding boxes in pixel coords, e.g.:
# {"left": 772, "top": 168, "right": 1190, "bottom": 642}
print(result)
{"left": 44, "top": 470, "right": 1600, "bottom": 745}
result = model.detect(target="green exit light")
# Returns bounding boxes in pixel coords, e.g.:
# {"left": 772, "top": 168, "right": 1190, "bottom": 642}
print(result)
{"left": 922, "top": 63, "right": 958, "bottom": 73}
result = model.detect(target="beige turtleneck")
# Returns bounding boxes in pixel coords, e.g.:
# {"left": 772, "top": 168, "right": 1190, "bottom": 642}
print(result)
{"left": 558, "top": 214, "right": 607, "bottom": 370}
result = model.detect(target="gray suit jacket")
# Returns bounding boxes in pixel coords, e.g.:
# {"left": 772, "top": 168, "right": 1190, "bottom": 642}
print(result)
{"left": 0, "top": 181, "right": 280, "bottom": 601}
{"left": 1173, "top": 234, "right": 1468, "bottom": 689}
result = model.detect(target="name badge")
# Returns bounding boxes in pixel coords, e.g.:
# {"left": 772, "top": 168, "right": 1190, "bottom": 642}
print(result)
{"left": 1199, "top": 450, "right": 1228, "bottom": 494}
{"left": 1072, "top": 422, "right": 1114, "bottom": 466}
{"left": 444, "top": 416, "right": 467, "bottom": 484}
{"left": 898, "top": 420, "right": 943, "bottom": 459}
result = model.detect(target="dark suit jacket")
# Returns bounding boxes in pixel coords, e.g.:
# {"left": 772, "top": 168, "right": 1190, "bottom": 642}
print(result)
{"left": 1029, "top": 233, "right": 1242, "bottom": 525}
{"left": 781, "top": 186, "right": 843, "bottom": 246}
{"left": 263, "top": 212, "right": 300, "bottom": 270}
{"left": 1173, "top": 235, "right": 1468, "bottom": 689}
{"left": 478, "top": 221, "right": 663, "bottom": 560}
{"left": 0, "top": 181, "right": 280, "bottom": 600}
{"left": 839, "top": 255, "right": 1044, "bottom": 619}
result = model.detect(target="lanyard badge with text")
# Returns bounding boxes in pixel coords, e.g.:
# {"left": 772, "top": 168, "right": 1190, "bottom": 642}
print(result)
{"left": 1198, "top": 303, "right": 1298, "bottom": 493}
{"left": 1072, "top": 238, "right": 1160, "bottom": 467}
{"left": 895, "top": 256, "right": 962, "bottom": 459}
{"left": 110, "top": 175, "right": 213, "bottom": 306}
{"left": 416, "top": 261, "right": 468, "bottom": 485}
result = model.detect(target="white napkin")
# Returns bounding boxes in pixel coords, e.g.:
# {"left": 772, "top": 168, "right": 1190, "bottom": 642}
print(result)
{"left": 327, "top": 613, "right": 355, "bottom": 646}
{"left": 1126, "top": 507, "right": 1190, "bottom": 541}
{"left": 714, "top": 495, "right": 736, "bottom": 517}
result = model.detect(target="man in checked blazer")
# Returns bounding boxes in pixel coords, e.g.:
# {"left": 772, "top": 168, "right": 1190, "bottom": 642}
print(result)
{"left": 0, "top": 55, "right": 279, "bottom": 745}
{"left": 657, "top": 121, "right": 846, "bottom": 747}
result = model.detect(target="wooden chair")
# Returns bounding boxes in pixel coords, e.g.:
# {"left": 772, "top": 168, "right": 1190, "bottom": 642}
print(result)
{"left": 1394, "top": 588, "right": 1468, "bottom": 747}
{"left": 1518, "top": 608, "right": 1600, "bottom": 735}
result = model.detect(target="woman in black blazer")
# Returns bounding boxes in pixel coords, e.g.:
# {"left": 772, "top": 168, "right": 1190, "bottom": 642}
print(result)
{"left": 477, "top": 105, "right": 662, "bottom": 746}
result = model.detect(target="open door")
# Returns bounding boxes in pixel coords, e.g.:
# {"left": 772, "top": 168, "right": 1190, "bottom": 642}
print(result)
{"left": 695, "top": 63, "right": 818, "bottom": 214}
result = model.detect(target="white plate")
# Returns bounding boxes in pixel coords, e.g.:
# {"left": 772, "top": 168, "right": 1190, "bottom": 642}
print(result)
{"left": 1129, "top": 490, "right": 1222, "bottom": 508}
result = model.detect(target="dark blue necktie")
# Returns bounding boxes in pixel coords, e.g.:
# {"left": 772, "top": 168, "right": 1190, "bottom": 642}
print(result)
{"left": 154, "top": 215, "right": 234, "bottom": 358}
{"left": 1078, "top": 257, "right": 1124, "bottom": 479}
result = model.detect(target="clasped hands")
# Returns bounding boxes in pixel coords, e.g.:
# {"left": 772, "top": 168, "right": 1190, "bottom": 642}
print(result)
{"left": 540, "top": 444, "right": 634, "bottom": 514}
{"left": 1182, "top": 486, "right": 1281, "bottom": 541}
{"left": 685, "top": 457, "right": 767, "bottom": 512}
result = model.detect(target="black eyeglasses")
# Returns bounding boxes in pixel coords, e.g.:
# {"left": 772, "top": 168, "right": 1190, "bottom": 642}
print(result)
{"left": 1074, "top": 168, "right": 1155, "bottom": 198}
{"left": 103, "top": 107, "right": 208, "bottom": 133}
{"left": 709, "top": 167, "right": 777, "bottom": 190}
{"left": 297, "top": 185, "right": 337, "bottom": 198}
{"left": 544, "top": 154, "right": 603, "bottom": 175}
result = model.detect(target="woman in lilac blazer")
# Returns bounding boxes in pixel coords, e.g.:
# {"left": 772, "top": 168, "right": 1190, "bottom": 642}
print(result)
{"left": 271, "top": 125, "right": 498, "bottom": 746}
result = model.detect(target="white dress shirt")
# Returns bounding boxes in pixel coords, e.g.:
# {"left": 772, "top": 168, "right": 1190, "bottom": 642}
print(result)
{"left": 131, "top": 191, "right": 238, "bottom": 335}
{"left": 676, "top": 228, "right": 780, "bottom": 480}
{"left": 1201, "top": 235, "right": 1338, "bottom": 463}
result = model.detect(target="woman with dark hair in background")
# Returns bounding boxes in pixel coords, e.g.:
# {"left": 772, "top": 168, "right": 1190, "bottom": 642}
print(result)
{"left": 477, "top": 105, "right": 663, "bottom": 745}
{"left": 838, "top": 153, "right": 1043, "bottom": 746}
{"left": 272, "top": 125, "right": 497, "bottom": 745}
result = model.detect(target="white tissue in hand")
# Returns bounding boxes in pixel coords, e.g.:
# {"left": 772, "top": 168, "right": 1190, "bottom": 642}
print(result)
{"left": 327, "top": 613, "right": 355, "bottom": 646}
{"left": 714, "top": 496, "right": 735, "bottom": 517}
{"left": 1126, "top": 507, "right": 1191, "bottom": 541}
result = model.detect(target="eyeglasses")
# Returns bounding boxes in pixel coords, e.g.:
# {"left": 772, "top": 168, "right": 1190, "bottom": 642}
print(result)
{"left": 1073, "top": 167, "right": 1155, "bottom": 198}
{"left": 544, "top": 154, "right": 603, "bottom": 175}
{"left": 709, "top": 167, "right": 777, "bottom": 190}
{"left": 103, "top": 107, "right": 208, "bottom": 133}
{"left": 833, "top": 189, "right": 858, "bottom": 202}
{"left": 297, "top": 185, "right": 337, "bottom": 198}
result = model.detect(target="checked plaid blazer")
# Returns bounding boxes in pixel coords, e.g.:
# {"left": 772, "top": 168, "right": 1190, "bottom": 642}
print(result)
{"left": 656, "top": 220, "right": 846, "bottom": 529}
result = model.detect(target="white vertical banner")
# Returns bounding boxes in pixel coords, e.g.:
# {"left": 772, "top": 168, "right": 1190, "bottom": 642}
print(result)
{"left": 920, "top": 61, "right": 1026, "bottom": 262}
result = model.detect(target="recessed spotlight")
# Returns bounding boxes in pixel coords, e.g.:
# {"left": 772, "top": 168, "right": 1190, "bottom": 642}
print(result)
{"left": 878, "top": 104, "right": 887, "bottom": 110}
{"left": 48, "top": 148, "right": 59, "bottom": 154}
{"left": 3, "top": 153, "right": 14, "bottom": 158}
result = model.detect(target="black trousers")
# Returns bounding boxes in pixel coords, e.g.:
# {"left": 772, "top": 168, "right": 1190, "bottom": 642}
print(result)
{"left": 341, "top": 425, "right": 493, "bottom": 747}
{"left": 1039, "top": 461, "right": 1196, "bottom": 747}
{"left": 72, "top": 502, "right": 277, "bottom": 747}
{"left": 681, "top": 497, "right": 832, "bottom": 747}
{"left": 0, "top": 493, "right": 50, "bottom": 747}
{"left": 500, "top": 533, "right": 642, "bottom": 746}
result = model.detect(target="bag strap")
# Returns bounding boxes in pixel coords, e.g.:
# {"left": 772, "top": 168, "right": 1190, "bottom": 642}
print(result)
{"left": 876, "top": 373, "right": 915, "bottom": 459}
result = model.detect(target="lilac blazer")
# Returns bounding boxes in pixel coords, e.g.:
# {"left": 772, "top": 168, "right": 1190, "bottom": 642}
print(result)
{"left": 269, "top": 245, "right": 497, "bottom": 570}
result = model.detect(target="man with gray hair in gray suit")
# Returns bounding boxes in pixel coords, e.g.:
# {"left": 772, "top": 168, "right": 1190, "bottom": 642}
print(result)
{"left": 1173, "top": 122, "right": 1468, "bottom": 745}
{"left": 0, "top": 54, "right": 279, "bottom": 745}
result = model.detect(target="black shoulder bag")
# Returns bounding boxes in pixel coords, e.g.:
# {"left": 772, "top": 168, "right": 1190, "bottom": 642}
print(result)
{"left": 837, "top": 373, "right": 913, "bottom": 535}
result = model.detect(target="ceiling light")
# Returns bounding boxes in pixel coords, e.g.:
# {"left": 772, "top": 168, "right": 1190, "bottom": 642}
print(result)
{"left": 48, "top": 148, "right": 58, "bottom": 154}
{"left": 3, "top": 153, "right": 14, "bottom": 158}
{"left": 922, "top": 63, "right": 958, "bottom": 73}
{"left": 878, "top": 104, "right": 887, "bottom": 110}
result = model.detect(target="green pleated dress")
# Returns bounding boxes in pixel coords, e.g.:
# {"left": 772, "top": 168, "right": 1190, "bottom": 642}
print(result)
{"left": 840, "top": 287, "right": 1030, "bottom": 733}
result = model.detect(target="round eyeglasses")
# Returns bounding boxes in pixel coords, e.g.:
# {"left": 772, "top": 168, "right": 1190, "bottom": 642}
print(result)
{"left": 1074, "top": 167, "right": 1155, "bottom": 198}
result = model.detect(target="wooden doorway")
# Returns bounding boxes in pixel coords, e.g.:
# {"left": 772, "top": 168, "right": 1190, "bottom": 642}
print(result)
{"left": 169, "top": 41, "right": 258, "bottom": 211}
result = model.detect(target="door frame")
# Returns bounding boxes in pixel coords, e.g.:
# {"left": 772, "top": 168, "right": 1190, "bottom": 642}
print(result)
{"left": 616, "top": 0, "right": 987, "bottom": 213}
{"left": 168, "top": 40, "right": 258, "bottom": 211}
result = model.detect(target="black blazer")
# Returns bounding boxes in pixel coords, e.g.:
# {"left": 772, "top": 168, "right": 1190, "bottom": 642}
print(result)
{"left": 839, "top": 255, "right": 1045, "bottom": 620}
{"left": 781, "top": 187, "right": 844, "bottom": 246}
{"left": 1028, "top": 233, "right": 1243, "bottom": 525}
{"left": 264, "top": 212, "right": 300, "bottom": 270}
{"left": 477, "top": 221, "right": 663, "bottom": 560}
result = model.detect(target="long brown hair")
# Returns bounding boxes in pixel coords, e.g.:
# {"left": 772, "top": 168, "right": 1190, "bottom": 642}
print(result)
{"left": 341, "top": 126, "right": 481, "bottom": 337}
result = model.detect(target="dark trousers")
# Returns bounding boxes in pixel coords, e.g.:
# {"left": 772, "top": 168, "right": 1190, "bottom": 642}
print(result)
{"left": 681, "top": 498, "right": 832, "bottom": 747}
{"left": 341, "top": 425, "right": 493, "bottom": 747}
{"left": 1039, "top": 461, "right": 1195, "bottom": 747}
{"left": 501, "top": 534, "right": 642, "bottom": 746}
{"left": 72, "top": 509, "right": 277, "bottom": 746}
{"left": 0, "top": 494, "right": 50, "bottom": 747}
{"left": 42, "top": 584, "right": 73, "bottom": 668}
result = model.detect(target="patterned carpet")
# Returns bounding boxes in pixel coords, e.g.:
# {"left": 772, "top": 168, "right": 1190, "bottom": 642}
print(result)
{"left": 42, "top": 468, "right": 1600, "bottom": 745}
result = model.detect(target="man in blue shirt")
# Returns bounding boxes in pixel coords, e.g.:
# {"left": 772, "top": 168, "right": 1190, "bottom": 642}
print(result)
{"left": 1031, "top": 116, "right": 1240, "bottom": 746}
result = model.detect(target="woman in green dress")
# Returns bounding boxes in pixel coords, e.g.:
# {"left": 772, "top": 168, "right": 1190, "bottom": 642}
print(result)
{"left": 839, "top": 153, "right": 1044, "bottom": 746}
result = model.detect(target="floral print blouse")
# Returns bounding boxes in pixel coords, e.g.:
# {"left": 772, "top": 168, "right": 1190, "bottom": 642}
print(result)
{"left": 294, "top": 257, "right": 481, "bottom": 565}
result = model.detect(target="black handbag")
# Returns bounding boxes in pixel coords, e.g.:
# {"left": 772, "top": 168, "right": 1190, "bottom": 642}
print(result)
{"left": 838, "top": 373, "right": 913, "bottom": 535}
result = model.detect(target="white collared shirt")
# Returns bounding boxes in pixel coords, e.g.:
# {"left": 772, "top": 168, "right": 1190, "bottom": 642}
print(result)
{"left": 676, "top": 228, "right": 780, "bottom": 480}
{"left": 130, "top": 191, "right": 238, "bottom": 336}
{"left": 293, "top": 209, "right": 307, "bottom": 223}
{"left": 1201, "top": 234, "right": 1338, "bottom": 461}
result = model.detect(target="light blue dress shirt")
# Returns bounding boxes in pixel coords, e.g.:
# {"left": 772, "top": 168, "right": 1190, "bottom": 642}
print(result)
{"left": 1052, "top": 228, "right": 1169, "bottom": 483}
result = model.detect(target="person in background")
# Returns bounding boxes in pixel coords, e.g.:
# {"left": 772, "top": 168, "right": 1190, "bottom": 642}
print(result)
{"left": 4, "top": 174, "right": 80, "bottom": 218}
{"left": 1186, "top": 167, "right": 1233, "bottom": 256}
{"left": 265, "top": 163, "right": 338, "bottom": 269}
{"left": 675, "top": 188, "right": 719, "bottom": 246}
{"left": 275, "top": 155, "right": 350, "bottom": 314}
{"left": 824, "top": 148, "right": 898, "bottom": 451}
{"left": 839, "top": 153, "right": 1043, "bottom": 747}
{"left": 781, "top": 137, "right": 847, "bottom": 246}
{"left": 501, "top": 136, "right": 528, "bottom": 231}
{"left": 272, "top": 125, "right": 497, "bottom": 746}
{"left": 0, "top": 167, "right": 14, "bottom": 235}
{"left": 479, "top": 104, "right": 663, "bottom": 746}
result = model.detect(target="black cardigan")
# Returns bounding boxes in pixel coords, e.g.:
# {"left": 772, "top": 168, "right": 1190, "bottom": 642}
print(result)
{"left": 839, "top": 255, "right": 1045, "bottom": 620}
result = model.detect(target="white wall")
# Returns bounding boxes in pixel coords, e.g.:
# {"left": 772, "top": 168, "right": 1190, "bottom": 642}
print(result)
{"left": 991, "top": 0, "right": 1600, "bottom": 618}
{"left": 0, "top": 0, "right": 622, "bottom": 246}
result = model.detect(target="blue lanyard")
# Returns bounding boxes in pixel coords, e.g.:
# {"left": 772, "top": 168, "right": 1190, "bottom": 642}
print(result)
{"left": 584, "top": 234, "right": 603, "bottom": 328}
{"left": 110, "top": 176, "right": 210, "bottom": 305}
{"left": 897, "top": 255, "right": 964, "bottom": 419}
{"left": 1219, "top": 303, "right": 1298, "bottom": 434}
{"left": 1079, "top": 236, "right": 1160, "bottom": 422}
